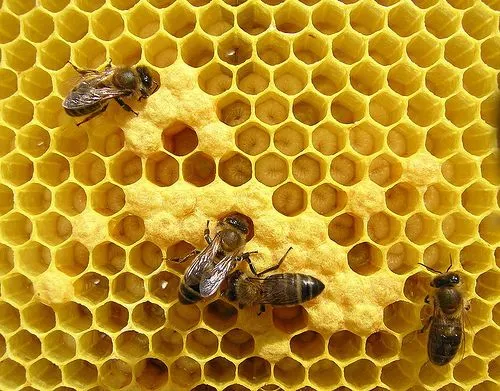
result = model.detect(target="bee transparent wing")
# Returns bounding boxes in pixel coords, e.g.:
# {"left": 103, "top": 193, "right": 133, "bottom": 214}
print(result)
{"left": 63, "top": 83, "right": 129, "bottom": 109}
{"left": 199, "top": 255, "right": 236, "bottom": 297}
{"left": 183, "top": 233, "right": 221, "bottom": 287}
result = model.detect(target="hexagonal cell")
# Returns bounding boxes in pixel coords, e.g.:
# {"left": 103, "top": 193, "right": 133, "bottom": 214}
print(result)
{"left": 132, "top": 301, "right": 165, "bottom": 331}
{"left": 329, "top": 213, "right": 363, "bottom": 248}
{"left": 381, "top": 359, "right": 417, "bottom": 390}
{"left": 71, "top": 154, "right": 104, "bottom": 187}
{"left": 218, "top": 152, "right": 252, "bottom": 187}
{"left": 331, "top": 91, "right": 365, "bottom": 124}
{"left": 368, "top": 212, "right": 401, "bottom": 245}
{"left": 442, "top": 153, "right": 478, "bottom": 187}
{"left": 365, "top": 331, "right": 399, "bottom": 362}
{"left": 112, "top": 272, "right": 145, "bottom": 304}
{"left": 0, "top": 301, "right": 20, "bottom": 333}
{"left": 235, "top": 123, "right": 270, "bottom": 156}
{"left": 345, "top": 359, "right": 380, "bottom": 389}
{"left": 79, "top": 330, "right": 113, "bottom": 360}
{"left": 274, "top": 357, "right": 305, "bottom": 387}
{"left": 9, "top": 330, "right": 41, "bottom": 361}
{"left": 463, "top": 181, "right": 497, "bottom": 216}
{"left": 255, "top": 93, "right": 289, "bottom": 125}
{"left": 489, "top": 355, "right": 500, "bottom": 381}
{"left": 347, "top": 242, "right": 383, "bottom": 276}
{"left": 408, "top": 92, "right": 443, "bottom": 127}
{"left": 387, "top": 242, "right": 420, "bottom": 275}
{"left": 144, "top": 32, "right": 177, "bottom": 68}
{"left": 385, "top": 182, "right": 419, "bottom": 216}
{"left": 256, "top": 31, "right": 290, "bottom": 65}
{"left": 217, "top": 93, "right": 251, "bottom": 126}
{"left": 384, "top": 300, "right": 419, "bottom": 333}
{"left": 221, "top": 328, "right": 255, "bottom": 359}
{"left": 35, "top": 212, "right": 72, "bottom": 246}
{"left": 479, "top": 212, "right": 500, "bottom": 244}
{"left": 462, "top": 64, "right": 496, "bottom": 100}
{"left": 108, "top": 151, "right": 142, "bottom": 186}
{"left": 29, "top": 358, "right": 62, "bottom": 391}
{"left": 74, "top": 272, "right": 109, "bottom": 305}
{"left": 90, "top": 8, "right": 123, "bottom": 41}
{"left": 330, "top": 153, "right": 365, "bottom": 186}
{"left": 19, "top": 67, "right": 52, "bottom": 100}
{"left": 272, "top": 182, "right": 307, "bottom": 217}
{"left": 332, "top": 30, "right": 366, "bottom": 65}
{"left": 181, "top": 33, "right": 214, "bottom": 68}
{"left": 272, "top": 123, "right": 306, "bottom": 157}
{"left": 182, "top": 152, "right": 216, "bottom": 187}
{"left": 149, "top": 270, "right": 180, "bottom": 303}
{"left": 369, "top": 31, "right": 403, "bottom": 67}
{"left": 473, "top": 326, "right": 500, "bottom": 357}
{"left": 43, "top": 330, "right": 76, "bottom": 363}
{"left": 109, "top": 214, "right": 145, "bottom": 246}
{"left": 16, "top": 183, "right": 50, "bottom": 216}
{"left": 273, "top": 305, "right": 308, "bottom": 334}
{"left": 135, "top": 358, "right": 169, "bottom": 390}
{"left": 1, "top": 153, "right": 34, "bottom": 187}
{"left": 423, "top": 183, "right": 458, "bottom": 216}
{"left": 0, "top": 127, "right": 15, "bottom": 159}
{"left": 39, "top": 37, "right": 70, "bottom": 70}
{"left": 16, "top": 125, "right": 49, "bottom": 159}
{"left": 312, "top": 123, "right": 345, "bottom": 156}
{"left": 55, "top": 7, "right": 88, "bottom": 42}
{"left": 407, "top": 32, "right": 441, "bottom": 68}
{"left": 55, "top": 183, "right": 86, "bottom": 217}
{"left": 475, "top": 268, "right": 499, "bottom": 302}
{"left": 0, "top": 10, "right": 20, "bottom": 43}
{"left": 54, "top": 241, "right": 88, "bottom": 277}
{"left": 293, "top": 92, "right": 327, "bottom": 126}
{"left": 100, "top": 359, "right": 132, "bottom": 389}
{"left": 312, "top": 1, "right": 345, "bottom": 33}
{"left": 387, "top": 61, "right": 422, "bottom": 96}
{"left": 203, "top": 299, "right": 238, "bottom": 331}
{"left": 218, "top": 32, "right": 252, "bottom": 66}
{"left": 237, "top": 1, "right": 271, "bottom": 35}
{"left": 482, "top": 152, "right": 500, "bottom": 186}
{"left": 369, "top": 92, "right": 405, "bottom": 127}
{"left": 36, "top": 96, "right": 65, "bottom": 129}
{"left": 0, "top": 243, "right": 14, "bottom": 276}
{"left": 89, "top": 183, "right": 124, "bottom": 217}
{"left": 425, "top": 122, "right": 460, "bottom": 158}
{"left": 406, "top": 213, "right": 439, "bottom": 245}
{"left": 199, "top": 62, "right": 233, "bottom": 96}
{"left": 238, "top": 357, "right": 271, "bottom": 385}
{"left": 292, "top": 153, "right": 325, "bottom": 186}
{"left": 422, "top": 241, "right": 456, "bottom": 274}
{"left": 328, "top": 330, "right": 362, "bottom": 361}
{"left": 200, "top": 3, "right": 234, "bottom": 36}
{"left": 204, "top": 357, "right": 235, "bottom": 384}
{"left": 0, "top": 212, "right": 32, "bottom": 245}
{"left": 145, "top": 152, "right": 179, "bottom": 187}
{"left": 0, "top": 359, "right": 26, "bottom": 389}
{"left": 350, "top": 1, "right": 384, "bottom": 35}
{"left": 166, "top": 240, "right": 196, "bottom": 274}
{"left": 125, "top": 242, "right": 160, "bottom": 277}
{"left": 186, "top": 328, "right": 218, "bottom": 358}
{"left": 22, "top": 302, "right": 56, "bottom": 333}
{"left": 36, "top": 154, "right": 68, "bottom": 188}
{"left": 349, "top": 60, "right": 384, "bottom": 96}
{"left": 442, "top": 212, "right": 476, "bottom": 244}
{"left": 459, "top": 242, "right": 493, "bottom": 274}
{"left": 56, "top": 301, "right": 92, "bottom": 332}
{"left": 274, "top": 61, "right": 307, "bottom": 96}
{"left": 126, "top": 3, "right": 159, "bottom": 38}
{"left": 369, "top": 153, "right": 403, "bottom": 187}
{"left": 4, "top": 39, "right": 36, "bottom": 72}
{"left": 108, "top": 35, "right": 142, "bottom": 66}
{"left": 289, "top": 330, "right": 324, "bottom": 360}
{"left": 53, "top": 126, "right": 89, "bottom": 159}
{"left": 63, "top": 359, "right": 97, "bottom": 389}
{"left": 425, "top": 3, "right": 460, "bottom": 39}
{"left": 171, "top": 357, "right": 201, "bottom": 388}
{"left": 404, "top": 271, "right": 433, "bottom": 303}
{"left": 349, "top": 122, "right": 384, "bottom": 156}
{"left": 445, "top": 34, "right": 478, "bottom": 69}
{"left": 453, "top": 356, "right": 486, "bottom": 385}
{"left": 293, "top": 32, "right": 328, "bottom": 65}
{"left": 96, "top": 301, "right": 128, "bottom": 332}
{"left": 116, "top": 330, "right": 149, "bottom": 359}
{"left": 312, "top": 59, "right": 348, "bottom": 96}
{"left": 235, "top": 61, "right": 269, "bottom": 95}
{"left": 463, "top": 123, "right": 496, "bottom": 157}
{"left": 152, "top": 328, "right": 183, "bottom": 357}
{"left": 311, "top": 184, "right": 347, "bottom": 217}
{"left": 463, "top": 3, "right": 496, "bottom": 39}
{"left": 387, "top": 123, "right": 423, "bottom": 158}
{"left": 163, "top": 2, "right": 195, "bottom": 38}
{"left": 481, "top": 36, "right": 500, "bottom": 69}
{"left": 92, "top": 241, "right": 126, "bottom": 276}
{"left": 274, "top": 1, "right": 307, "bottom": 33}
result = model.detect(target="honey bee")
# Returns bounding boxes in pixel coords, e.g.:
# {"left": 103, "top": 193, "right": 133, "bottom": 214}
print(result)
{"left": 419, "top": 258, "right": 469, "bottom": 366}
{"left": 63, "top": 61, "right": 158, "bottom": 126}
{"left": 222, "top": 248, "right": 325, "bottom": 314}
{"left": 169, "top": 213, "right": 257, "bottom": 305}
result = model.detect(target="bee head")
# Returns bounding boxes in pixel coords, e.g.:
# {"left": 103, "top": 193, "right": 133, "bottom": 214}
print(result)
{"left": 136, "top": 66, "right": 158, "bottom": 98}
{"left": 431, "top": 272, "right": 460, "bottom": 288}
{"left": 220, "top": 213, "right": 254, "bottom": 241}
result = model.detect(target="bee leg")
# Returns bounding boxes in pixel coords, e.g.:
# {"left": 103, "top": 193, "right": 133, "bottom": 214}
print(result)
{"left": 168, "top": 249, "right": 200, "bottom": 264}
{"left": 105, "top": 59, "right": 113, "bottom": 70}
{"left": 204, "top": 220, "right": 212, "bottom": 245}
{"left": 76, "top": 104, "right": 109, "bottom": 126}
{"left": 67, "top": 61, "right": 99, "bottom": 75}
{"left": 114, "top": 97, "right": 139, "bottom": 116}
{"left": 257, "top": 304, "right": 266, "bottom": 316}
{"left": 424, "top": 295, "right": 430, "bottom": 304}
{"left": 419, "top": 316, "right": 433, "bottom": 334}
{"left": 255, "top": 247, "right": 293, "bottom": 277}
{"left": 235, "top": 251, "right": 259, "bottom": 274}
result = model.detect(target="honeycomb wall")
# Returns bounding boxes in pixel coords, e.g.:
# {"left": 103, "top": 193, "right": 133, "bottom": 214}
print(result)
{"left": 0, "top": 0, "right": 499, "bottom": 390}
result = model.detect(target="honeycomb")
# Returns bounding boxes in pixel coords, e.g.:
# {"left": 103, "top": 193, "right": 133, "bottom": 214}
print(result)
{"left": 0, "top": 0, "right": 499, "bottom": 390}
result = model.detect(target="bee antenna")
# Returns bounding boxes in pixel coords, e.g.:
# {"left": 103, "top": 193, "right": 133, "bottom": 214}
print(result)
{"left": 446, "top": 254, "right": 453, "bottom": 273}
{"left": 417, "top": 262, "right": 442, "bottom": 274}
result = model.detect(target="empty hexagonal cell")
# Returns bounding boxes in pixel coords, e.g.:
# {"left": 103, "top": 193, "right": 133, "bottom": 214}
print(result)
{"left": 274, "top": 357, "right": 305, "bottom": 387}
{"left": 445, "top": 34, "right": 478, "bottom": 69}
{"left": 293, "top": 32, "right": 328, "bottom": 65}
{"left": 349, "top": 60, "right": 384, "bottom": 96}
{"left": 56, "top": 301, "right": 92, "bottom": 332}
{"left": 149, "top": 271, "right": 180, "bottom": 303}
{"left": 9, "top": 329, "right": 41, "bottom": 361}
{"left": 365, "top": 330, "right": 399, "bottom": 361}
{"left": 0, "top": 126, "right": 15, "bottom": 158}
{"left": 1, "top": 153, "right": 33, "bottom": 186}
{"left": 407, "top": 32, "right": 441, "bottom": 68}
{"left": 387, "top": 242, "right": 420, "bottom": 275}
{"left": 219, "top": 152, "right": 252, "bottom": 186}
{"left": 204, "top": 357, "right": 235, "bottom": 384}
{"left": 350, "top": 1, "right": 384, "bottom": 35}
{"left": 331, "top": 91, "right": 365, "bottom": 124}
{"left": 35, "top": 212, "right": 72, "bottom": 246}
{"left": 93, "top": 241, "right": 126, "bottom": 275}
{"left": 109, "top": 214, "right": 145, "bottom": 245}
{"left": 481, "top": 36, "right": 500, "bottom": 69}
{"left": 387, "top": 62, "right": 422, "bottom": 97}
{"left": 44, "top": 330, "right": 76, "bottom": 362}
{"left": 292, "top": 153, "right": 325, "bottom": 186}
{"left": 332, "top": 30, "right": 366, "bottom": 65}
{"left": 132, "top": 301, "right": 165, "bottom": 331}
{"left": 108, "top": 35, "right": 142, "bottom": 66}
{"left": 489, "top": 355, "right": 500, "bottom": 381}
{"left": 199, "top": 62, "right": 233, "bottom": 96}
{"left": 55, "top": 183, "right": 86, "bottom": 217}
{"left": 218, "top": 32, "right": 252, "bottom": 66}
{"left": 347, "top": 242, "right": 383, "bottom": 275}
{"left": 467, "top": 297, "right": 491, "bottom": 329}
{"left": 144, "top": 32, "right": 177, "bottom": 67}
{"left": 35, "top": 96, "right": 65, "bottom": 129}
{"left": 312, "top": 123, "right": 346, "bottom": 156}
{"left": 109, "top": 151, "right": 141, "bottom": 185}
{"left": 289, "top": 330, "right": 324, "bottom": 360}
{"left": 345, "top": 359, "right": 379, "bottom": 389}
{"left": 112, "top": 272, "right": 145, "bottom": 303}
{"left": 0, "top": 212, "right": 32, "bottom": 245}
{"left": 29, "top": 358, "right": 62, "bottom": 390}
{"left": 369, "top": 154, "right": 403, "bottom": 187}
{"left": 52, "top": 126, "right": 88, "bottom": 158}
{"left": 425, "top": 3, "right": 460, "bottom": 39}
{"left": 96, "top": 301, "right": 128, "bottom": 332}
{"left": 72, "top": 153, "right": 104, "bottom": 186}
{"left": 312, "top": 2, "right": 345, "bottom": 34}
{"left": 203, "top": 299, "right": 237, "bottom": 331}
{"left": 16, "top": 183, "right": 50, "bottom": 216}
{"left": 381, "top": 359, "right": 417, "bottom": 390}
{"left": 0, "top": 359, "right": 26, "bottom": 389}
{"left": 39, "top": 37, "right": 70, "bottom": 70}
{"left": 63, "top": 359, "right": 97, "bottom": 388}
{"left": 79, "top": 330, "right": 113, "bottom": 360}
{"left": 164, "top": 3, "right": 195, "bottom": 38}
{"left": 423, "top": 65, "right": 460, "bottom": 101}
{"left": 237, "top": 1, "right": 271, "bottom": 35}
{"left": 274, "top": 61, "right": 307, "bottom": 96}
{"left": 423, "top": 183, "right": 457, "bottom": 216}
{"left": 181, "top": 33, "right": 214, "bottom": 68}
{"left": 0, "top": 10, "right": 20, "bottom": 43}
{"left": 312, "top": 60, "right": 348, "bottom": 96}
{"left": 442, "top": 153, "right": 478, "bottom": 187}
{"left": 85, "top": 126, "right": 124, "bottom": 157}
{"left": 4, "top": 39, "right": 36, "bottom": 72}
{"left": 461, "top": 181, "right": 495, "bottom": 216}
{"left": 385, "top": 182, "right": 419, "bottom": 216}
{"left": 479, "top": 212, "right": 500, "bottom": 245}
{"left": 234, "top": 61, "right": 269, "bottom": 95}
{"left": 463, "top": 3, "right": 496, "bottom": 39}
{"left": 311, "top": 184, "right": 347, "bottom": 216}
{"left": 463, "top": 123, "right": 496, "bottom": 157}
{"left": 460, "top": 242, "right": 493, "bottom": 274}
{"left": 272, "top": 182, "right": 307, "bottom": 217}
{"left": 257, "top": 31, "right": 290, "bottom": 65}
{"left": 90, "top": 182, "right": 124, "bottom": 216}
{"left": 387, "top": 123, "right": 423, "bottom": 158}
{"left": 186, "top": 328, "right": 218, "bottom": 358}
{"left": 369, "top": 31, "right": 403, "bottom": 67}
{"left": 36, "top": 154, "right": 69, "bottom": 187}
{"left": 166, "top": 241, "right": 196, "bottom": 274}
{"left": 217, "top": 93, "right": 251, "bottom": 126}
{"left": 421, "top": 241, "right": 457, "bottom": 274}
{"left": 463, "top": 65, "right": 496, "bottom": 101}
{"left": 126, "top": 3, "right": 159, "bottom": 38}
{"left": 370, "top": 92, "right": 405, "bottom": 127}
{"left": 425, "top": 123, "right": 461, "bottom": 159}
{"left": 22, "top": 302, "right": 55, "bottom": 333}
{"left": 328, "top": 213, "right": 363, "bottom": 246}
{"left": 2, "top": 273, "right": 33, "bottom": 306}
{"left": 74, "top": 272, "right": 109, "bottom": 304}
{"left": 368, "top": 212, "right": 401, "bottom": 245}
{"left": 126, "top": 242, "right": 160, "bottom": 277}
{"left": 384, "top": 300, "right": 419, "bottom": 333}
{"left": 182, "top": 152, "right": 216, "bottom": 187}
{"left": 200, "top": 3, "right": 233, "bottom": 36}
{"left": 406, "top": 213, "right": 439, "bottom": 245}
{"left": 453, "top": 356, "right": 486, "bottom": 385}
{"left": 221, "top": 328, "right": 255, "bottom": 359}
{"left": 328, "top": 330, "right": 362, "bottom": 361}
{"left": 350, "top": 122, "right": 384, "bottom": 156}
{"left": 274, "top": 1, "right": 307, "bottom": 33}
{"left": 19, "top": 67, "right": 52, "bottom": 101}
{"left": 255, "top": 93, "right": 289, "bottom": 125}
{"left": 236, "top": 123, "right": 270, "bottom": 156}
{"left": 90, "top": 7, "right": 123, "bottom": 41}
{"left": 100, "top": 359, "right": 132, "bottom": 389}
{"left": 442, "top": 212, "right": 476, "bottom": 244}
{"left": 447, "top": 93, "right": 478, "bottom": 129}
{"left": 171, "top": 356, "right": 201, "bottom": 388}
{"left": 0, "top": 243, "right": 14, "bottom": 276}
{"left": 272, "top": 305, "right": 308, "bottom": 334}
{"left": 55, "top": 7, "right": 88, "bottom": 42}
{"left": 482, "top": 152, "right": 500, "bottom": 186}
{"left": 330, "top": 153, "right": 365, "bottom": 186}
{"left": 0, "top": 301, "right": 20, "bottom": 333}
{"left": 293, "top": 92, "right": 327, "bottom": 126}
{"left": 408, "top": 92, "right": 442, "bottom": 127}
{"left": 238, "top": 357, "right": 271, "bottom": 385}
{"left": 145, "top": 152, "right": 179, "bottom": 187}
{"left": 152, "top": 328, "right": 183, "bottom": 357}
{"left": 135, "top": 358, "right": 169, "bottom": 390}
{"left": 116, "top": 330, "right": 149, "bottom": 359}
{"left": 473, "top": 326, "right": 500, "bottom": 357}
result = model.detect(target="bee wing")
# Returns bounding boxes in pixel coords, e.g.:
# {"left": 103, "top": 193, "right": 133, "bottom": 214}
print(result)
{"left": 182, "top": 233, "right": 221, "bottom": 287}
{"left": 199, "top": 255, "right": 236, "bottom": 297}
{"left": 64, "top": 83, "right": 130, "bottom": 109}
{"left": 250, "top": 274, "right": 300, "bottom": 305}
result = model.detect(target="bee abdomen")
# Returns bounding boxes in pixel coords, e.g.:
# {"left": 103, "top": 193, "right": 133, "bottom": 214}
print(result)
{"left": 64, "top": 101, "right": 104, "bottom": 117}
{"left": 299, "top": 274, "right": 325, "bottom": 302}
{"left": 178, "top": 283, "right": 201, "bottom": 305}
{"left": 428, "top": 321, "right": 462, "bottom": 365}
